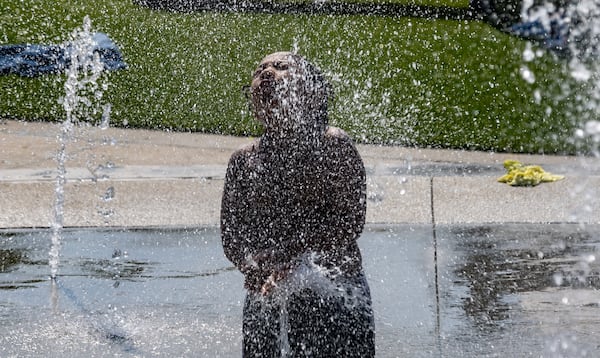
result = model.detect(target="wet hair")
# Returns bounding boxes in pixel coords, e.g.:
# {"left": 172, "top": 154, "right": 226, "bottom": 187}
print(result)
{"left": 245, "top": 53, "right": 334, "bottom": 132}
{"left": 288, "top": 53, "right": 333, "bottom": 121}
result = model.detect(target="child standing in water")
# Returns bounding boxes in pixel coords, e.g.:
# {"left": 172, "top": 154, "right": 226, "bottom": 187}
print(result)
{"left": 221, "top": 52, "right": 375, "bottom": 357}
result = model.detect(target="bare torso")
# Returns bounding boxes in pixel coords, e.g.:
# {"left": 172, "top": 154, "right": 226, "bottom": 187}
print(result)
{"left": 221, "top": 126, "right": 367, "bottom": 293}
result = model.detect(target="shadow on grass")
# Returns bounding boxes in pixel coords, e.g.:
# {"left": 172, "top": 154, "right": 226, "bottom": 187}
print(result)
{"left": 136, "top": 0, "right": 476, "bottom": 21}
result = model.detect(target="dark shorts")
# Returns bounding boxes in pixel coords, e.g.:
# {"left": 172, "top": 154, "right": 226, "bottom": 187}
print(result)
{"left": 242, "top": 270, "right": 375, "bottom": 358}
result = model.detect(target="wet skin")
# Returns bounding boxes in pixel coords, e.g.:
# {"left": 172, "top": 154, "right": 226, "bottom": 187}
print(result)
{"left": 250, "top": 52, "right": 292, "bottom": 126}
{"left": 250, "top": 51, "right": 311, "bottom": 133}
{"left": 221, "top": 52, "right": 367, "bottom": 294}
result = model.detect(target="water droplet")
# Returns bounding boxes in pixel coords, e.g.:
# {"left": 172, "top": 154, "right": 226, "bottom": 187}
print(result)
{"left": 523, "top": 43, "right": 535, "bottom": 62}
{"left": 98, "top": 208, "right": 115, "bottom": 219}
{"left": 100, "top": 104, "right": 111, "bottom": 129}
{"left": 519, "top": 65, "right": 536, "bottom": 84}
{"left": 553, "top": 272, "right": 563, "bottom": 286}
{"left": 101, "top": 186, "right": 115, "bottom": 202}
{"left": 533, "top": 89, "right": 542, "bottom": 104}
{"left": 569, "top": 60, "right": 592, "bottom": 82}
{"left": 585, "top": 120, "right": 600, "bottom": 136}
{"left": 583, "top": 254, "right": 596, "bottom": 263}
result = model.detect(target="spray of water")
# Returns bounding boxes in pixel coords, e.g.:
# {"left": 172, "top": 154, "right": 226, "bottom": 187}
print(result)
{"left": 49, "top": 16, "right": 110, "bottom": 279}
{"left": 519, "top": 1, "right": 600, "bottom": 352}
{"left": 259, "top": 253, "right": 371, "bottom": 355}
{"left": 520, "top": 0, "right": 600, "bottom": 135}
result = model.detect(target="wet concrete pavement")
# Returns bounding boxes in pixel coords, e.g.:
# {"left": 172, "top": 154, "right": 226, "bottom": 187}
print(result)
{"left": 2, "top": 225, "right": 600, "bottom": 357}
{"left": 2, "top": 119, "right": 600, "bottom": 356}
{"left": 437, "top": 223, "right": 600, "bottom": 357}
{"left": 2, "top": 119, "right": 600, "bottom": 228}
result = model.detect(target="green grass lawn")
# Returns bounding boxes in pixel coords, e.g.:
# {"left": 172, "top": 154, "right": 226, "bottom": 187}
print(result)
{"left": 0, "top": 0, "right": 593, "bottom": 153}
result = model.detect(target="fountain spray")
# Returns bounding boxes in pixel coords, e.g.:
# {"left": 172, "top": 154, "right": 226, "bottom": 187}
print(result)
{"left": 50, "top": 16, "right": 110, "bottom": 280}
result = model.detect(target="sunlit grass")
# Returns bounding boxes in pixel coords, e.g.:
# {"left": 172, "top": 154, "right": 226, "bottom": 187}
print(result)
{"left": 275, "top": 0, "right": 470, "bottom": 8}
{"left": 0, "top": 0, "right": 592, "bottom": 153}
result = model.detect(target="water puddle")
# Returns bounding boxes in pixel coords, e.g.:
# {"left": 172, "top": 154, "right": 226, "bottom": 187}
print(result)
{"left": 438, "top": 223, "right": 600, "bottom": 357}
{"left": 0, "top": 228, "right": 244, "bottom": 357}
{"left": 1, "top": 224, "right": 599, "bottom": 356}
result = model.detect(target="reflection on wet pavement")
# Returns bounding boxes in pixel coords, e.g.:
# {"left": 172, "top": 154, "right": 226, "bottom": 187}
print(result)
{"left": 439, "top": 224, "right": 600, "bottom": 357}
{"left": 0, "top": 249, "right": 24, "bottom": 273}
{"left": 0, "top": 228, "right": 245, "bottom": 357}
{"left": 1, "top": 224, "right": 600, "bottom": 356}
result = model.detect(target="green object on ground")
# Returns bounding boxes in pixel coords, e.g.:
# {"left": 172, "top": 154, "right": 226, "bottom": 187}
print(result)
{"left": 498, "top": 159, "right": 565, "bottom": 186}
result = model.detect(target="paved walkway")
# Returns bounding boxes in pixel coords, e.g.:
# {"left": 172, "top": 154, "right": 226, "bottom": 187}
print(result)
{"left": 2, "top": 119, "right": 599, "bottom": 228}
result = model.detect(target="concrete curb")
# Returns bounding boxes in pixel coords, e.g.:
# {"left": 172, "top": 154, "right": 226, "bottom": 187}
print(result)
{"left": 2, "top": 120, "right": 599, "bottom": 228}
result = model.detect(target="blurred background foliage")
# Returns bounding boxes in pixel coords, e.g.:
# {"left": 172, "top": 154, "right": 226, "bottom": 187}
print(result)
{"left": 0, "top": 0, "right": 593, "bottom": 153}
